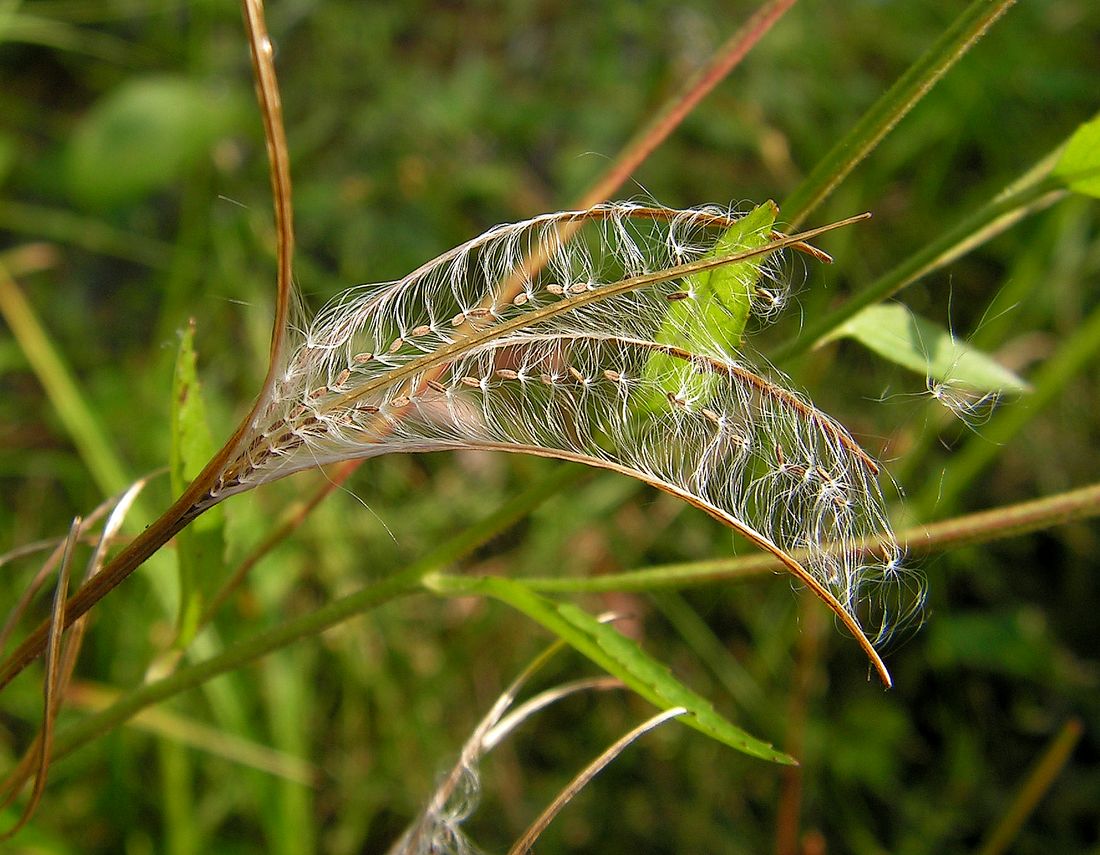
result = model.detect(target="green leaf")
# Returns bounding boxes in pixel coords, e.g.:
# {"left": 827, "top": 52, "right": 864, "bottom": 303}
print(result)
{"left": 1053, "top": 113, "right": 1100, "bottom": 198}
{"left": 170, "top": 319, "right": 224, "bottom": 644}
{"left": 426, "top": 574, "right": 794, "bottom": 764}
{"left": 824, "top": 303, "right": 1029, "bottom": 393}
{"left": 67, "top": 75, "right": 243, "bottom": 208}
{"left": 642, "top": 201, "right": 778, "bottom": 405}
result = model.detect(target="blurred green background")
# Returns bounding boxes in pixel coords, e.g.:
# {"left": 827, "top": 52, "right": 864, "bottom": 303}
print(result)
{"left": 1, "top": 1, "right": 1098, "bottom": 852}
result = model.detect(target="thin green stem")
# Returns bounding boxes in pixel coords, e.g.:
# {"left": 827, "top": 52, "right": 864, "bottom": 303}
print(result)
{"left": 0, "top": 200, "right": 178, "bottom": 269}
{"left": 42, "top": 566, "right": 425, "bottom": 773}
{"left": 772, "top": 172, "right": 1066, "bottom": 363}
{"left": 515, "top": 480, "right": 1100, "bottom": 593}
{"left": 781, "top": 0, "right": 1016, "bottom": 228}
{"left": 0, "top": 261, "right": 131, "bottom": 497}
{"left": 976, "top": 718, "right": 1083, "bottom": 855}
{"left": 0, "top": 466, "right": 578, "bottom": 795}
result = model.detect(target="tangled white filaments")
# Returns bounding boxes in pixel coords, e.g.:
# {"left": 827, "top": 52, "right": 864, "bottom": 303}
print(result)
{"left": 210, "top": 203, "right": 916, "bottom": 667}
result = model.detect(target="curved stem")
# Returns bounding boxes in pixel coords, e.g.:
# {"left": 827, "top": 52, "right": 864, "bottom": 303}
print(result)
{"left": 0, "top": 0, "right": 296, "bottom": 694}
{"left": 516, "top": 480, "right": 1100, "bottom": 593}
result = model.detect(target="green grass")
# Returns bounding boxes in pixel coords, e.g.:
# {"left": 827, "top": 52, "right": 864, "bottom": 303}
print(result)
{"left": 1, "top": 1, "right": 1099, "bottom": 853}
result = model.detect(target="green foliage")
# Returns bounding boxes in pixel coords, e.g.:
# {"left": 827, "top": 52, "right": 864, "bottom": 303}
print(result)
{"left": 0, "top": 1, "right": 1098, "bottom": 853}
{"left": 67, "top": 76, "right": 243, "bottom": 209}
{"left": 427, "top": 573, "right": 792, "bottom": 764}
{"left": 169, "top": 320, "right": 224, "bottom": 645}
{"left": 823, "top": 303, "right": 1029, "bottom": 393}
{"left": 642, "top": 200, "right": 777, "bottom": 406}
{"left": 1054, "top": 113, "right": 1100, "bottom": 198}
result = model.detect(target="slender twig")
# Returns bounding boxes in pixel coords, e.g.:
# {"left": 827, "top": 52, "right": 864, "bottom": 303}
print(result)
{"left": 774, "top": 601, "right": 823, "bottom": 855}
{"left": 0, "top": 467, "right": 576, "bottom": 799}
{"left": 0, "top": 519, "right": 79, "bottom": 840}
{"left": 975, "top": 718, "right": 1083, "bottom": 855}
{"left": 517, "top": 480, "right": 1100, "bottom": 593}
{"left": 575, "top": 0, "right": 798, "bottom": 210}
{"left": 507, "top": 707, "right": 687, "bottom": 855}
{"left": 0, "top": 0, "right": 295, "bottom": 693}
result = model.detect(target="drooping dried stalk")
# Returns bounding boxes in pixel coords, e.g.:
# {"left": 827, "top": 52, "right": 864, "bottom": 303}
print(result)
{"left": 202, "top": 204, "right": 903, "bottom": 682}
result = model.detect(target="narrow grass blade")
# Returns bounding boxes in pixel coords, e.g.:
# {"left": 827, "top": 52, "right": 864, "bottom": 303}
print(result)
{"left": 773, "top": 149, "right": 1067, "bottom": 363}
{"left": 425, "top": 574, "right": 794, "bottom": 764}
{"left": 170, "top": 319, "right": 225, "bottom": 646}
{"left": 507, "top": 707, "right": 687, "bottom": 855}
{"left": 0, "top": 261, "right": 130, "bottom": 496}
{"left": 976, "top": 719, "right": 1083, "bottom": 855}
{"left": 781, "top": 0, "right": 1016, "bottom": 227}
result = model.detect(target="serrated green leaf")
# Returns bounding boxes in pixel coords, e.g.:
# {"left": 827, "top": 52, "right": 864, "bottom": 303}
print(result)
{"left": 1054, "top": 113, "right": 1100, "bottom": 198}
{"left": 824, "top": 303, "right": 1029, "bottom": 393}
{"left": 427, "top": 574, "right": 793, "bottom": 764}
{"left": 170, "top": 320, "right": 224, "bottom": 644}
{"left": 642, "top": 201, "right": 779, "bottom": 406}
{"left": 67, "top": 75, "right": 244, "bottom": 208}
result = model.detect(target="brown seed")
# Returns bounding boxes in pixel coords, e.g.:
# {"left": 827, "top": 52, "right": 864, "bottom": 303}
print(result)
{"left": 513, "top": 293, "right": 530, "bottom": 306}
{"left": 568, "top": 366, "right": 585, "bottom": 383}
{"left": 603, "top": 369, "right": 622, "bottom": 383}
{"left": 388, "top": 337, "right": 404, "bottom": 353}
{"left": 451, "top": 312, "right": 466, "bottom": 327}
{"left": 568, "top": 282, "right": 588, "bottom": 294}
{"left": 666, "top": 391, "right": 686, "bottom": 408}
{"left": 353, "top": 352, "right": 374, "bottom": 364}
{"left": 467, "top": 307, "right": 491, "bottom": 319}
{"left": 701, "top": 408, "right": 721, "bottom": 424}
{"left": 411, "top": 324, "right": 432, "bottom": 337}
{"left": 496, "top": 369, "right": 519, "bottom": 380}
{"left": 460, "top": 376, "right": 482, "bottom": 388}
{"left": 666, "top": 291, "right": 691, "bottom": 302}
{"left": 545, "top": 284, "right": 564, "bottom": 295}
{"left": 540, "top": 373, "right": 554, "bottom": 385}
{"left": 357, "top": 403, "right": 380, "bottom": 414}
{"left": 426, "top": 380, "right": 447, "bottom": 393}
{"left": 334, "top": 368, "right": 351, "bottom": 387}
{"left": 309, "top": 387, "right": 327, "bottom": 400}
{"left": 390, "top": 395, "right": 411, "bottom": 409}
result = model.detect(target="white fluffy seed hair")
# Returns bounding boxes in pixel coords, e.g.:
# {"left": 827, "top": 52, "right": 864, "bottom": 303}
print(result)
{"left": 213, "top": 202, "right": 920, "bottom": 646}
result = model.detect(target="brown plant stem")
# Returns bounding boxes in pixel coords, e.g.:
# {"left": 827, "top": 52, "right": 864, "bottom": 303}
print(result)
{"left": 774, "top": 600, "right": 823, "bottom": 855}
{"left": 575, "top": 0, "right": 798, "bottom": 211}
{"left": 187, "top": 5, "right": 801, "bottom": 633}
{"left": 0, "top": 0, "right": 294, "bottom": 694}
